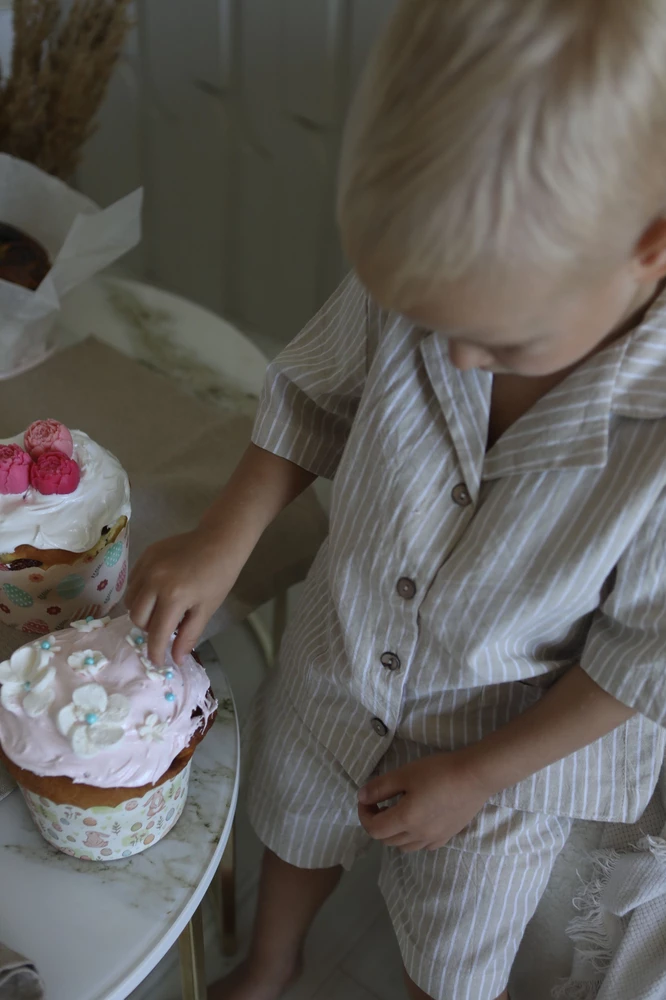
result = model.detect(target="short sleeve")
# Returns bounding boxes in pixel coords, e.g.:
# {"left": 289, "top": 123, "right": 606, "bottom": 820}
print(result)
{"left": 251, "top": 272, "right": 369, "bottom": 479}
{"left": 581, "top": 489, "right": 666, "bottom": 727}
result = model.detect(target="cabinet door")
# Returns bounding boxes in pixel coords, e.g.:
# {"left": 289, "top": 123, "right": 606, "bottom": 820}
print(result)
{"left": 79, "top": 0, "right": 395, "bottom": 348}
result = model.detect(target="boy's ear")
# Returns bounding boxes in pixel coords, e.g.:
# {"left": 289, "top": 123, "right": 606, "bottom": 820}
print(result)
{"left": 633, "top": 216, "right": 666, "bottom": 281}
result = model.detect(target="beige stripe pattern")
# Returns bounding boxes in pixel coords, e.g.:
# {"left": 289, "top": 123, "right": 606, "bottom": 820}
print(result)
{"left": 246, "top": 673, "right": 572, "bottom": 999}
{"left": 252, "top": 273, "right": 666, "bottom": 823}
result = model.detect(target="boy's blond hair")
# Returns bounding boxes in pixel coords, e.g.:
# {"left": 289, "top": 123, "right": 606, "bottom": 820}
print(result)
{"left": 338, "top": 0, "right": 666, "bottom": 297}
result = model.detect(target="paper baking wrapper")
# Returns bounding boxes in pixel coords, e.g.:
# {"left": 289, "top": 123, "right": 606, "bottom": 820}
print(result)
{"left": 20, "top": 761, "right": 191, "bottom": 861}
{"left": 0, "top": 524, "right": 129, "bottom": 633}
{"left": 0, "top": 154, "right": 142, "bottom": 378}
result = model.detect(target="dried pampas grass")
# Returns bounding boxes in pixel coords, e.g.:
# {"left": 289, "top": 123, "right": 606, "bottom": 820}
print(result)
{"left": 0, "top": 0, "right": 132, "bottom": 179}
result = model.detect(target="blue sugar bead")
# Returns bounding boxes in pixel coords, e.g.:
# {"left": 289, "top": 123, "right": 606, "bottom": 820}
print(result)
{"left": 85, "top": 713, "right": 98, "bottom": 725}
{"left": 164, "top": 691, "right": 176, "bottom": 703}
{"left": 40, "top": 641, "right": 51, "bottom": 650}
{"left": 164, "top": 670, "right": 174, "bottom": 680}
{"left": 84, "top": 656, "right": 96, "bottom": 666}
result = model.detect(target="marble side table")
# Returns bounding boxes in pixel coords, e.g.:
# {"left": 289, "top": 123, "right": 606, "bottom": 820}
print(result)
{"left": 0, "top": 643, "right": 239, "bottom": 1000}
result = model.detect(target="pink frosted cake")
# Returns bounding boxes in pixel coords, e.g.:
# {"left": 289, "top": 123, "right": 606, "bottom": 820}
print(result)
{"left": 0, "top": 614, "right": 217, "bottom": 860}
{"left": 0, "top": 419, "right": 130, "bottom": 633}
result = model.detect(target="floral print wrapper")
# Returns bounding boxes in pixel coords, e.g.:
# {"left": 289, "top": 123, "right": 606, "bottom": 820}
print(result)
{"left": 0, "top": 525, "right": 129, "bottom": 634}
{"left": 20, "top": 760, "right": 191, "bottom": 861}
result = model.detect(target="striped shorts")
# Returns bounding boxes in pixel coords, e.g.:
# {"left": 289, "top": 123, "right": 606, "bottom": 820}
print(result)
{"left": 246, "top": 677, "right": 572, "bottom": 1000}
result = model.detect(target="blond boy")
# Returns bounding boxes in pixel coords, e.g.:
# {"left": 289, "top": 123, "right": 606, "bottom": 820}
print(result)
{"left": 127, "top": 2, "right": 666, "bottom": 997}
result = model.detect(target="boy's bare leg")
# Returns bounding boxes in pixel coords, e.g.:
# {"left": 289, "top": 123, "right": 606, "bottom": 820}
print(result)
{"left": 404, "top": 970, "right": 508, "bottom": 1000}
{"left": 209, "top": 849, "right": 343, "bottom": 1000}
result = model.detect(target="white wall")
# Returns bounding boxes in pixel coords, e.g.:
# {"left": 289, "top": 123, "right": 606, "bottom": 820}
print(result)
{"left": 77, "top": 0, "right": 395, "bottom": 351}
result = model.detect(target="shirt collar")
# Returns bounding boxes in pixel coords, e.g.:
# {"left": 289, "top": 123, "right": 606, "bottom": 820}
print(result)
{"left": 418, "top": 287, "right": 666, "bottom": 485}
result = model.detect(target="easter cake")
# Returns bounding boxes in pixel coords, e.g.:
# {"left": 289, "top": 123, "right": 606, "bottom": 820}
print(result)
{"left": 0, "top": 419, "right": 130, "bottom": 633}
{"left": 0, "top": 613, "right": 217, "bottom": 860}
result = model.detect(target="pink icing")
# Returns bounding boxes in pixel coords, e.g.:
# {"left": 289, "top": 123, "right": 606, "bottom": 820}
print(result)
{"left": 0, "top": 444, "right": 32, "bottom": 494}
{"left": 24, "top": 420, "right": 74, "bottom": 460}
{"left": 0, "top": 614, "right": 217, "bottom": 788}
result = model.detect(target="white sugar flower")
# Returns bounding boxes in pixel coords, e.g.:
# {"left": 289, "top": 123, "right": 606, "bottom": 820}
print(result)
{"left": 71, "top": 616, "right": 111, "bottom": 633}
{"left": 57, "top": 683, "right": 130, "bottom": 758}
{"left": 126, "top": 626, "right": 148, "bottom": 653}
{"left": 31, "top": 636, "right": 61, "bottom": 662}
{"left": 140, "top": 655, "right": 175, "bottom": 683}
{"left": 67, "top": 649, "right": 109, "bottom": 678}
{"left": 0, "top": 646, "right": 56, "bottom": 717}
{"left": 138, "top": 713, "right": 168, "bottom": 743}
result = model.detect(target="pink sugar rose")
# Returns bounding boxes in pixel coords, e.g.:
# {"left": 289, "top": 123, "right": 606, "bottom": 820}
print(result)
{"left": 24, "top": 419, "right": 74, "bottom": 460}
{"left": 30, "top": 450, "right": 80, "bottom": 495}
{"left": 0, "top": 443, "right": 32, "bottom": 494}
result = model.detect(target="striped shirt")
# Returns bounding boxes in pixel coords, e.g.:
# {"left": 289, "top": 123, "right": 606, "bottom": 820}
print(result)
{"left": 252, "top": 273, "right": 666, "bottom": 822}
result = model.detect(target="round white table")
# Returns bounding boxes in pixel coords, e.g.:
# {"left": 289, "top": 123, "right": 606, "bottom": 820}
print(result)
{"left": 0, "top": 649, "right": 239, "bottom": 1000}
{"left": 0, "top": 276, "right": 270, "bottom": 1000}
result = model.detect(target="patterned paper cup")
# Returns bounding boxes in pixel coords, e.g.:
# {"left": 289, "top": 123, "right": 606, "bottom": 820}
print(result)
{"left": 0, "top": 692, "right": 214, "bottom": 862}
{"left": 19, "top": 762, "right": 191, "bottom": 861}
{"left": 0, "top": 521, "right": 129, "bottom": 634}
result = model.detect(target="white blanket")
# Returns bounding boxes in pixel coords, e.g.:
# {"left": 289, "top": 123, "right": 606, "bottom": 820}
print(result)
{"left": 555, "top": 770, "right": 666, "bottom": 1000}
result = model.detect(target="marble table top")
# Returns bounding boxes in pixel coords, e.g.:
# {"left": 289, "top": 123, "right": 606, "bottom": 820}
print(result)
{"left": 0, "top": 643, "right": 239, "bottom": 1000}
{"left": 58, "top": 275, "right": 267, "bottom": 414}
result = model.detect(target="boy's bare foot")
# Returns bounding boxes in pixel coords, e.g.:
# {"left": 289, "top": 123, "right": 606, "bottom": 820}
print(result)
{"left": 208, "top": 956, "right": 303, "bottom": 1000}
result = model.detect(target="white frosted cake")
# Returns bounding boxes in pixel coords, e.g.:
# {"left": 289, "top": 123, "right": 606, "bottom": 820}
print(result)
{"left": 0, "top": 614, "right": 217, "bottom": 860}
{"left": 0, "top": 419, "right": 130, "bottom": 633}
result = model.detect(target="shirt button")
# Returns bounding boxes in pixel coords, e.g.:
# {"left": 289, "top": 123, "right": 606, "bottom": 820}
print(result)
{"left": 371, "top": 718, "right": 389, "bottom": 737}
{"left": 381, "top": 652, "right": 401, "bottom": 672}
{"left": 451, "top": 483, "right": 472, "bottom": 507}
{"left": 396, "top": 577, "right": 417, "bottom": 600}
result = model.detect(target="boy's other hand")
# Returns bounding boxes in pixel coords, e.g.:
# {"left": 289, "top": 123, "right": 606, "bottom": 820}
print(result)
{"left": 357, "top": 750, "right": 490, "bottom": 852}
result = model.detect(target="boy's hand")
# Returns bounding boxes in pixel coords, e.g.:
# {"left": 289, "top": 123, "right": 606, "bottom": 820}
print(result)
{"left": 358, "top": 750, "right": 490, "bottom": 852}
{"left": 358, "top": 669, "right": 638, "bottom": 855}
{"left": 125, "top": 444, "right": 317, "bottom": 668}
{"left": 126, "top": 529, "right": 238, "bottom": 666}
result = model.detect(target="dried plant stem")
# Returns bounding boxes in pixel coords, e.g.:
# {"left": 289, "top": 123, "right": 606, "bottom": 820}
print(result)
{"left": 0, "top": 0, "right": 132, "bottom": 179}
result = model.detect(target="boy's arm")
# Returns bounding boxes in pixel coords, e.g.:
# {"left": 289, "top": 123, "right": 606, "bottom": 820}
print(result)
{"left": 127, "top": 444, "right": 315, "bottom": 664}
{"left": 358, "top": 667, "right": 636, "bottom": 851}
{"left": 128, "top": 272, "right": 371, "bottom": 663}
{"left": 361, "top": 488, "right": 666, "bottom": 850}
{"left": 469, "top": 665, "right": 635, "bottom": 795}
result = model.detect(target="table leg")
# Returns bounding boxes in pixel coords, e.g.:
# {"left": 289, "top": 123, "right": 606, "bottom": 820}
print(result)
{"left": 179, "top": 905, "right": 206, "bottom": 1000}
{"left": 220, "top": 819, "right": 237, "bottom": 956}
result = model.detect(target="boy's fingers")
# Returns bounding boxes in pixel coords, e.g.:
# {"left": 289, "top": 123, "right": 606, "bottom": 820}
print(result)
{"left": 383, "top": 831, "right": 416, "bottom": 848}
{"left": 358, "top": 770, "right": 404, "bottom": 806}
{"left": 172, "top": 608, "right": 207, "bottom": 664}
{"left": 147, "top": 600, "right": 184, "bottom": 666}
{"left": 358, "top": 800, "right": 406, "bottom": 840}
{"left": 128, "top": 589, "right": 156, "bottom": 631}
{"left": 398, "top": 841, "right": 427, "bottom": 854}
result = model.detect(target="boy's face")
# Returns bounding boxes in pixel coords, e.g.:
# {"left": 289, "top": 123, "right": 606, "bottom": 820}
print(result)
{"left": 359, "top": 260, "right": 656, "bottom": 378}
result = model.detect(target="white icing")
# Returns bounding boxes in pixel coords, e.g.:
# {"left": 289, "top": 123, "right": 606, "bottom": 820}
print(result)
{"left": 71, "top": 616, "right": 110, "bottom": 632}
{"left": 0, "top": 645, "right": 56, "bottom": 717}
{"left": 67, "top": 649, "right": 108, "bottom": 678}
{"left": 0, "top": 614, "right": 217, "bottom": 787}
{"left": 0, "top": 430, "right": 131, "bottom": 554}
{"left": 138, "top": 713, "right": 168, "bottom": 743}
{"left": 58, "top": 683, "right": 130, "bottom": 758}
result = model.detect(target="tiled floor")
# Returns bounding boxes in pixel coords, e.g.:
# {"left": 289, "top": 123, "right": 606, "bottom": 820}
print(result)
{"left": 128, "top": 607, "right": 406, "bottom": 1000}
